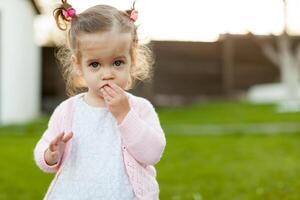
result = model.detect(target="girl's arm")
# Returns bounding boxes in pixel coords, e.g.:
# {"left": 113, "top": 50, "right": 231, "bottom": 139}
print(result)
{"left": 118, "top": 98, "right": 166, "bottom": 166}
{"left": 34, "top": 103, "right": 64, "bottom": 173}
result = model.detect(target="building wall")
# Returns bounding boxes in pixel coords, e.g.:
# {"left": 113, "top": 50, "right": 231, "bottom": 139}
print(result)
{"left": 0, "top": 0, "right": 41, "bottom": 124}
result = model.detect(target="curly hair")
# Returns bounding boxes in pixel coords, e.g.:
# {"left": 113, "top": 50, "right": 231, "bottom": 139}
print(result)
{"left": 53, "top": 0, "right": 155, "bottom": 97}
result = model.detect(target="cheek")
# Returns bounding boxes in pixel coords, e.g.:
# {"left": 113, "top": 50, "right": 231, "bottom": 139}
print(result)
{"left": 114, "top": 70, "right": 130, "bottom": 89}
{"left": 83, "top": 73, "right": 98, "bottom": 87}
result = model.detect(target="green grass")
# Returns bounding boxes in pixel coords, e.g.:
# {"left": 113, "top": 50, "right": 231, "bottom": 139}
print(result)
{"left": 157, "top": 133, "right": 300, "bottom": 200}
{"left": 157, "top": 101, "right": 300, "bottom": 125}
{"left": 0, "top": 117, "right": 53, "bottom": 200}
{"left": 0, "top": 101, "right": 300, "bottom": 199}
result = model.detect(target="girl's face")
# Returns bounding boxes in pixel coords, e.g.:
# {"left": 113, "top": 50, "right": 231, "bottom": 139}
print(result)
{"left": 73, "top": 30, "right": 132, "bottom": 98}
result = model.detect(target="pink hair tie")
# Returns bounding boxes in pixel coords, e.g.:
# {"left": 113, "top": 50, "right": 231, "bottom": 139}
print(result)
{"left": 62, "top": 7, "right": 76, "bottom": 20}
{"left": 130, "top": 10, "right": 138, "bottom": 22}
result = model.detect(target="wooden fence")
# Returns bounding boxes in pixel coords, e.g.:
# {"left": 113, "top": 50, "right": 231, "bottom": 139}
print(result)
{"left": 42, "top": 34, "right": 285, "bottom": 109}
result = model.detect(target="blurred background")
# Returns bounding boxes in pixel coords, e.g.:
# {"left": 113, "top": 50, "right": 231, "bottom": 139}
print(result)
{"left": 0, "top": 0, "right": 300, "bottom": 199}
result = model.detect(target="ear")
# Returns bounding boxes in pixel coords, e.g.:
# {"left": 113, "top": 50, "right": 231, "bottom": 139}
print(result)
{"left": 71, "top": 55, "right": 82, "bottom": 76}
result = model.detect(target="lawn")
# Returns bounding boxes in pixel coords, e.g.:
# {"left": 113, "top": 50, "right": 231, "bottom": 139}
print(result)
{"left": 0, "top": 101, "right": 299, "bottom": 200}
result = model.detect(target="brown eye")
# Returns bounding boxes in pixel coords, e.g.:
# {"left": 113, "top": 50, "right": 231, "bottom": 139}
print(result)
{"left": 89, "top": 62, "right": 100, "bottom": 68}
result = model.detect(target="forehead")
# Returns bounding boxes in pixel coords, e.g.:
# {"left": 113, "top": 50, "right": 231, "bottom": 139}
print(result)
{"left": 78, "top": 31, "right": 132, "bottom": 60}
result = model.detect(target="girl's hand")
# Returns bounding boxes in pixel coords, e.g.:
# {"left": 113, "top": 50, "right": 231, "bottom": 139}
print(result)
{"left": 44, "top": 132, "right": 73, "bottom": 166}
{"left": 101, "top": 82, "right": 130, "bottom": 125}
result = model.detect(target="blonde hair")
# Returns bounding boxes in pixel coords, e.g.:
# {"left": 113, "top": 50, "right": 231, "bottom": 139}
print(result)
{"left": 53, "top": 1, "right": 154, "bottom": 96}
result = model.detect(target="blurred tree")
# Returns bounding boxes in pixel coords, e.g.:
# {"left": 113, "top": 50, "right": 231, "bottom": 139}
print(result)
{"left": 251, "top": 0, "right": 300, "bottom": 111}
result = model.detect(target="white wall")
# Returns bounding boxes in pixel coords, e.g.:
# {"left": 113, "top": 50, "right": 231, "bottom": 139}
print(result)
{"left": 0, "top": 0, "right": 41, "bottom": 125}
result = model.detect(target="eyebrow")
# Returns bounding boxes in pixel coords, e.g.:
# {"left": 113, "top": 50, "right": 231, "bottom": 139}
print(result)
{"left": 86, "top": 55, "right": 127, "bottom": 63}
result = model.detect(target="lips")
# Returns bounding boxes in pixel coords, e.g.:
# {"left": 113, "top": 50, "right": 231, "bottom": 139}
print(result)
{"left": 100, "top": 83, "right": 109, "bottom": 89}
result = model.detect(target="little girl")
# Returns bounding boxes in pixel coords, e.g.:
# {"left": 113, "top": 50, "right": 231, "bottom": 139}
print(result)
{"left": 34, "top": 1, "right": 166, "bottom": 199}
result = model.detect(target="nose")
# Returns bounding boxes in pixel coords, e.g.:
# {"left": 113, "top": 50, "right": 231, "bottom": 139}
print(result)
{"left": 101, "top": 67, "right": 114, "bottom": 81}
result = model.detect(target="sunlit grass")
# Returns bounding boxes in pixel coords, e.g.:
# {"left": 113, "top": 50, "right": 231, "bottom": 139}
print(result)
{"left": 158, "top": 101, "right": 300, "bottom": 125}
{"left": 0, "top": 101, "right": 300, "bottom": 199}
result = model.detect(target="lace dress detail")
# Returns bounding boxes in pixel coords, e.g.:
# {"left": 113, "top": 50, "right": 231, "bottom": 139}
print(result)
{"left": 48, "top": 95, "right": 136, "bottom": 200}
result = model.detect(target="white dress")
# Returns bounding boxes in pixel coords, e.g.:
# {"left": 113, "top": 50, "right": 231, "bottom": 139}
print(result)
{"left": 48, "top": 95, "right": 136, "bottom": 200}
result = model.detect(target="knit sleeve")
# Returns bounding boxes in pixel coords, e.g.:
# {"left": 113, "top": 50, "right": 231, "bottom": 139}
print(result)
{"left": 117, "top": 98, "right": 166, "bottom": 166}
{"left": 33, "top": 103, "right": 64, "bottom": 173}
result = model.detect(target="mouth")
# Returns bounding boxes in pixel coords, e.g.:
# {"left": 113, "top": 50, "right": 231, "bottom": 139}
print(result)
{"left": 100, "top": 83, "right": 110, "bottom": 90}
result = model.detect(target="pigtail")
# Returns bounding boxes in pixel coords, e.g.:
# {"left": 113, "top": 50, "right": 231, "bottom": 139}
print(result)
{"left": 125, "top": 0, "right": 138, "bottom": 22}
{"left": 53, "top": 0, "right": 77, "bottom": 31}
{"left": 125, "top": 0, "right": 136, "bottom": 15}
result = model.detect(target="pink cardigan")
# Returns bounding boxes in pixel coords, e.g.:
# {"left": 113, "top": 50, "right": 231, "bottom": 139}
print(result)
{"left": 34, "top": 92, "right": 166, "bottom": 200}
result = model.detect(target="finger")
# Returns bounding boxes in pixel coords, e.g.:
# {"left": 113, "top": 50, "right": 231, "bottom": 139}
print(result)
{"left": 107, "top": 83, "right": 120, "bottom": 94}
{"left": 104, "top": 85, "right": 118, "bottom": 97}
{"left": 62, "top": 132, "right": 73, "bottom": 143}
{"left": 49, "top": 141, "right": 59, "bottom": 152}
{"left": 108, "top": 82, "right": 124, "bottom": 94}
{"left": 49, "top": 132, "right": 63, "bottom": 150}
{"left": 102, "top": 89, "right": 112, "bottom": 102}
{"left": 103, "top": 86, "right": 114, "bottom": 98}
{"left": 49, "top": 142, "right": 56, "bottom": 152}
{"left": 55, "top": 132, "right": 65, "bottom": 145}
